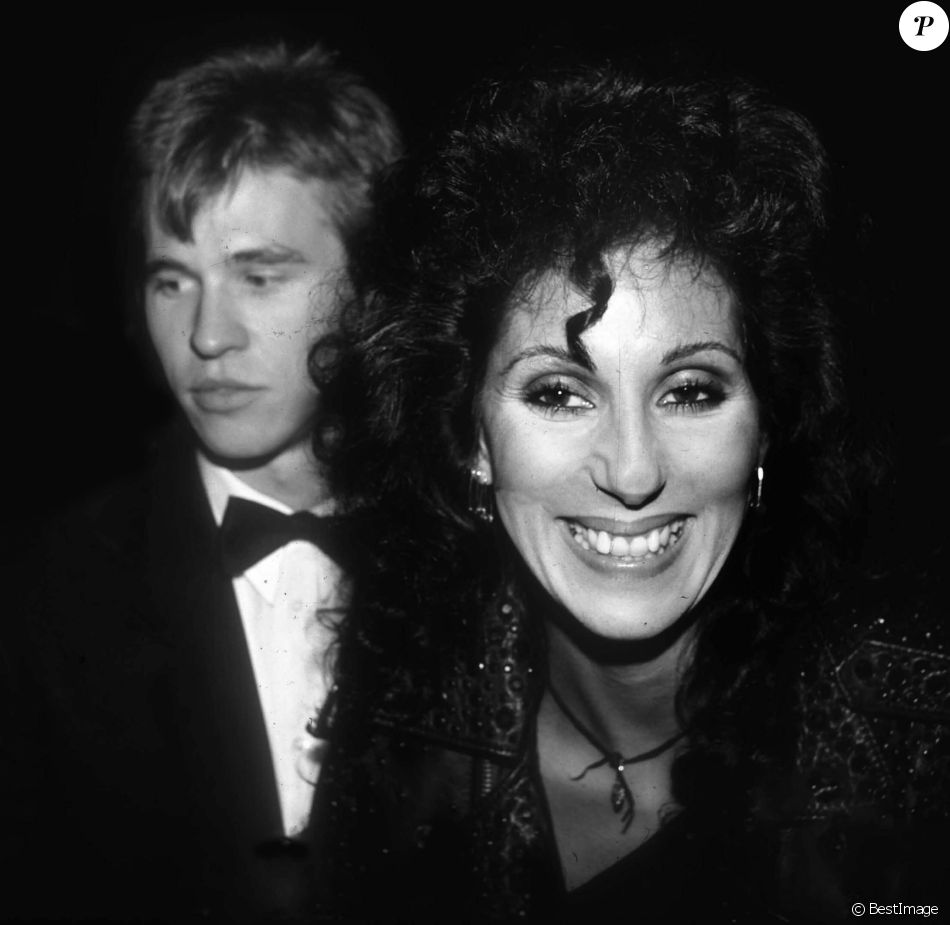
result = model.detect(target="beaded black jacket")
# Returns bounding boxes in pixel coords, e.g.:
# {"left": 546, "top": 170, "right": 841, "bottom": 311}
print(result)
{"left": 312, "top": 567, "right": 949, "bottom": 923}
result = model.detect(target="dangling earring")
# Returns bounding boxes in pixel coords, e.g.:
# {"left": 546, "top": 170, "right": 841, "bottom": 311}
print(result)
{"left": 750, "top": 465, "right": 764, "bottom": 511}
{"left": 469, "top": 467, "right": 494, "bottom": 524}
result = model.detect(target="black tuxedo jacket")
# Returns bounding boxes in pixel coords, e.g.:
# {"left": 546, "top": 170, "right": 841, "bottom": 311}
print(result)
{"left": 2, "top": 429, "right": 316, "bottom": 922}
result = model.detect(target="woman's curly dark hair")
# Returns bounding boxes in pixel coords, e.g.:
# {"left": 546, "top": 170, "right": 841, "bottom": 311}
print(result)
{"left": 314, "top": 61, "right": 874, "bottom": 814}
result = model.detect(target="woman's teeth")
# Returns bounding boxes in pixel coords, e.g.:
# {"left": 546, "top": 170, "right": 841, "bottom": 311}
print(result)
{"left": 569, "top": 520, "right": 685, "bottom": 559}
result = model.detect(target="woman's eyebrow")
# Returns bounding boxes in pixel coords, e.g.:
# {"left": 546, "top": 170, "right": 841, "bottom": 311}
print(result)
{"left": 661, "top": 340, "right": 741, "bottom": 365}
{"left": 500, "top": 344, "right": 584, "bottom": 376}
{"left": 501, "top": 340, "right": 741, "bottom": 376}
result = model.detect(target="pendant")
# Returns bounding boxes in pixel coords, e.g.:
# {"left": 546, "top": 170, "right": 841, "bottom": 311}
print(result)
{"left": 611, "top": 775, "right": 627, "bottom": 813}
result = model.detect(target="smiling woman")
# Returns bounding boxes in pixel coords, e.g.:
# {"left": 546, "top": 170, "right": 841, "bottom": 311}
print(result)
{"left": 478, "top": 253, "right": 762, "bottom": 647}
{"left": 310, "top": 60, "right": 949, "bottom": 921}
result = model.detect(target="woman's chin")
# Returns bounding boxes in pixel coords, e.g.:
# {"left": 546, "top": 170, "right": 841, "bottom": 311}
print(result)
{"left": 541, "top": 586, "right": 703, "bottom": 664}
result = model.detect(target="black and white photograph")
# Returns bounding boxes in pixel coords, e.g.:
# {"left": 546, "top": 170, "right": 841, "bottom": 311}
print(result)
{"left": 3, "top": 7, "right": 947, "bottom": 922}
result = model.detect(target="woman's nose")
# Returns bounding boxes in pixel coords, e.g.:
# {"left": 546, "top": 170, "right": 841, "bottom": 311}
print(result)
{"left": 589, "top": 406, "right": 666, "bottom": 509}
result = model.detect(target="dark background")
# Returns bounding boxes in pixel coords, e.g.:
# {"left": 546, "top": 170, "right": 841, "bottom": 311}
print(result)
{"left": 8, "top": 6, "right": 948, "bottom": 558}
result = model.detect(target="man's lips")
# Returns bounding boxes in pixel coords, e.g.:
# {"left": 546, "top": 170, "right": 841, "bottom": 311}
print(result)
{"left": 190, "top": 378, "right": 263, "bottom": 393}
{"left": 189, "top": 380, "right": 264, "bottom": 411}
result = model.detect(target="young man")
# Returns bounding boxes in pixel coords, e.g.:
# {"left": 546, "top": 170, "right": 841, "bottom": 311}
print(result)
{"left": 3, "top": 43, "right": 400, "bottom": 922}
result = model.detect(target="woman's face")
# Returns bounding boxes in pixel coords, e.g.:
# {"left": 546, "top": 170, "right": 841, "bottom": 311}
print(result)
{"left": 476, "top": 248, "right": 763, "bottom": 642}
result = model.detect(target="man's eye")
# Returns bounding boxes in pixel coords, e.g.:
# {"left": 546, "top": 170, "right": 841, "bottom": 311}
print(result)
{"left": 150, "top": 276, "right": 186, "bottom": 297}
{"left": 244, "top": 272, "right": 284, "bottom": 289}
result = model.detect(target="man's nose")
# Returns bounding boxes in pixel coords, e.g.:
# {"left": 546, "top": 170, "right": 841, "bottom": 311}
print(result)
{"left": 589, "top": 404, "right": 666, "bottom": 509}
{"left": 189, "top": 285, "right": 248, "bottom": 358}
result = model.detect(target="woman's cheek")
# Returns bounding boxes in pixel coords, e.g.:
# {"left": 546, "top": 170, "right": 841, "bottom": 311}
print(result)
{"left": 491, "top": 417, "right": 587, "bottom": 496}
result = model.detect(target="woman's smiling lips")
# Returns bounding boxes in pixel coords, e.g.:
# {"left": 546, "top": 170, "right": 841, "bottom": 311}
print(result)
{"left": 559, "top": 513, "right": 690, "bottom": 570}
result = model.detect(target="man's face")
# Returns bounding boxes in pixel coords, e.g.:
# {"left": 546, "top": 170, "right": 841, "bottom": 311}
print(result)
{"left": 143, "top": 169, "right": 346, "bottom": 467}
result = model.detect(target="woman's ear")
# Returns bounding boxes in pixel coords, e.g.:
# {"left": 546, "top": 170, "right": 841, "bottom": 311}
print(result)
{"left": 474, "top": 427, "right": 493, "bottom": 484}
{"left": 758, "top": 431, "right": 770, "bottom": 466}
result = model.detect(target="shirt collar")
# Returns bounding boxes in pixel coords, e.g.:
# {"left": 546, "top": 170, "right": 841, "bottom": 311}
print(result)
{"left": 198, "top": 452, "right": 295, "bottom": 526}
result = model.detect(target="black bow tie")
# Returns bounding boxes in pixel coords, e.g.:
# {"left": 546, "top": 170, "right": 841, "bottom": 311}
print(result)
{"left": 219, "top": 496, "right": 350, "bottom": 577}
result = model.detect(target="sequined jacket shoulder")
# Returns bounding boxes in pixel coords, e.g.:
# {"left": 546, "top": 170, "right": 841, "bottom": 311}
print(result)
{"left": 796, "top": 573, "right": 949, "bottom": 822}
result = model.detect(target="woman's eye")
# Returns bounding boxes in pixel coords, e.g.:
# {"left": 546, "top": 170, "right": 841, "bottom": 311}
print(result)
{"left": 525, "top": 382, "right": 593, "bottom": 413}
{"left": 660, "top": 379, "right": 723, "bottom": 410}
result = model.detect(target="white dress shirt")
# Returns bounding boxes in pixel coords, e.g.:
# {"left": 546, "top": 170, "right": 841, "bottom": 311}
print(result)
{"left": 198, "top": 455, "right": 345, "bottom": 837}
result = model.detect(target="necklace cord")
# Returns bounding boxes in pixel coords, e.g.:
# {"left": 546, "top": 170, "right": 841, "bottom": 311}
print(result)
{"left": 548, "top": 685, "right": 685, "bottom": 834}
